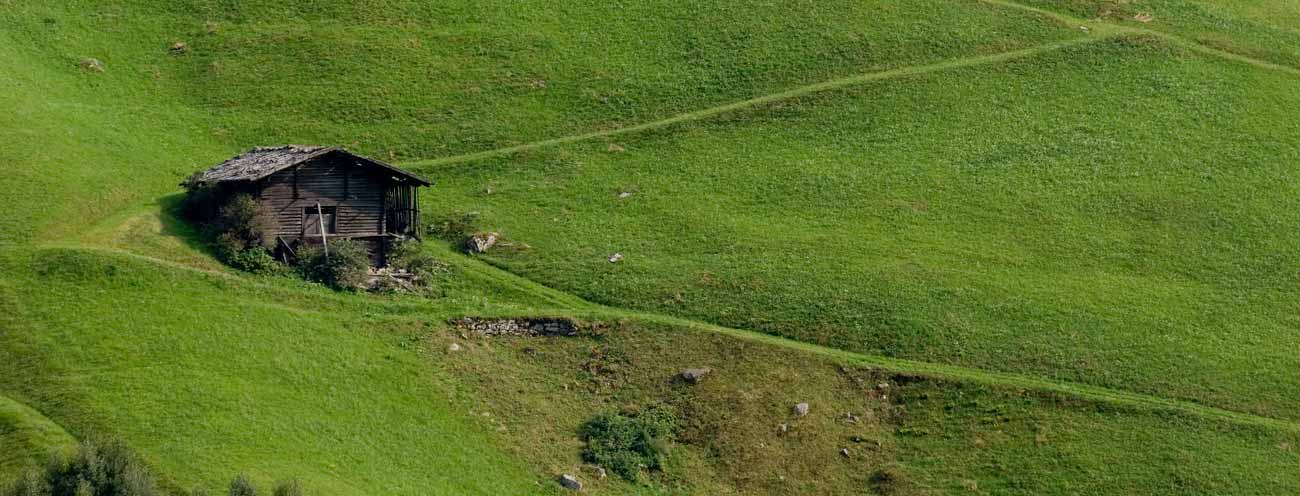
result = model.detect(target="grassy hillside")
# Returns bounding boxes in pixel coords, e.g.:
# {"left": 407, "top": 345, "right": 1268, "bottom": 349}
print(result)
{"left": 0, "top": 246, "right": 568, "bottom": 494}
{"left": 441, "top": 319, "right": 1300, "bottom": 495}
{"left": 0, "top": 0, "right": 1077, "bottom": 245}
{"left": 1016, "top": 0, "right": 1300, "bottom": 68}
{"left": 3, "top": 0, "right": 1300, "bottom": 494}
{"left": 423, "top": 35, "right": 1300, "bottom": 420}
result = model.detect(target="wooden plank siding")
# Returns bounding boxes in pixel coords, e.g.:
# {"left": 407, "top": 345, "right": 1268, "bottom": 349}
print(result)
{"left": 257, "top": 154, "right": 388, "bottom": 239}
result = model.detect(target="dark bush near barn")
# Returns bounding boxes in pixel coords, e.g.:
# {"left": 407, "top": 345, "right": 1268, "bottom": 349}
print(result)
{"left": 295, "top": 239, "right": 369, "bottom": 290}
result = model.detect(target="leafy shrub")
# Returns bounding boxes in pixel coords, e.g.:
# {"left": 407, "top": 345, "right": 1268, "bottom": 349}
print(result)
{"left": 271, "top": 480, "right": 303, "bottom": 496}
{"left": 226, "top": 247, "right": 282, "bottom": 275}
{"left": 386, "top": 240, "right": 449, "bottom": 286}
{"left": 580, "top": 406, "right": 679, "bottom": 482}
{"left": 425, "top": 211, "right": 479, "bottom": 247}
{"left": 190, "top": 191, "right": 277, "bottom": 274}
{"left": 227, "top": 475, "right": 256, "bottom": 496}
{"left": 3, "top": 438, "right": 158, "bottom": 496}
{"left": 367, "top": 275, "right": 406, "bottom": 295}
{"left": 295, "top": 239, "right": 370, "bottom": 290}
{"left": 212, "top": 194, "right": 273, "bottom": 252}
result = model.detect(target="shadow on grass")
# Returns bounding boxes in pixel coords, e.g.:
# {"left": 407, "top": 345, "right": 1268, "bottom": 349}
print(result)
{"left": 156, "top": 192, "right": 214, "bottom": 258}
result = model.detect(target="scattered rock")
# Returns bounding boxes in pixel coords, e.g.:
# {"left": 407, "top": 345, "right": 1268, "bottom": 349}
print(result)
{"left": 559, "top": 474, "right": 582, "bottom": 491}
{"left": 169, "top": 41, "right": 188, "bottom": 54}
{"left": 532, "top": 79, "right": 547, "bottom": 89}
{"left": 1079, "top": 25, "right": 1090, "bottom": 32}
{"left": 679, "top": 367, "right": 711, "bottom": 384}
{"left": 877, "top": 383, "right": 890, "bottom": 390}
{"left": 523, "top": 347, "right": 538, "bottom": 357}
{"left": 617, "top": 191, "right": 634, "bottom": 199}
{"left": 840, "top": 448, "right": 850, "bottom": 457}
{"left": 845, "top": 412, "right": 860, "bottom": 423}
{"left": 448, "top": 343, "right": 462, "bottom": 352}
{"left": 1134, "top": 12, "right": 1154, "bottom": 23}
{"left": 777, "top": 423, "right": 789, "bottom": 433}
{"left": 607, "top": 143, "right": 626, "bottom": 153}
{"left": 850, "top": 435, "right": 866, "bottom": 443}
{"left": 608, "top": 253, "right": 623, "bottom": 263}
{"left": 78, "top": 58, "right": 104, "bottom": 72}
{"left": 467, "top": 232, "right": 499, "bottom": 253}
{"left": 588, "top": 466, "right": 607, "bottom": 479}
{"left": 793, "top": 402, "right": 810, "bottom": 417}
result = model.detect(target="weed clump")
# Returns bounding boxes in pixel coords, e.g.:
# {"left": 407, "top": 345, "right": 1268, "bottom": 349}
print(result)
{"left": 386, "top": 239, "right": 450, "bottom": 285}
{"left": 295, "top": 239, "right": 370, "bottom": 290}
{"left": 580, "top": 406, "right": 679, "bottom": 482}
{"left": 227, "top": 475, "right": 257, "bottom": 496}
{"left": 425, "top": 211, "right": 479, "bottom": 250}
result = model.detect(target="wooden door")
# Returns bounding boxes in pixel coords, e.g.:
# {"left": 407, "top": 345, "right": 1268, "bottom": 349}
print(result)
{"left": 303, "top": 205, "right": 336, "bottom": 238}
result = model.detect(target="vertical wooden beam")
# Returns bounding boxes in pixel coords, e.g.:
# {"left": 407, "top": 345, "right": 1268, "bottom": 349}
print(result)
{"left": 317, "top": 202, "right": 329, "bottom": 260}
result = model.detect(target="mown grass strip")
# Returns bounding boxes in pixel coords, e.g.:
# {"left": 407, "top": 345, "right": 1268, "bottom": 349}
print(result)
{"left": 405, "top": 35, "right": 1104, "bottom": 169}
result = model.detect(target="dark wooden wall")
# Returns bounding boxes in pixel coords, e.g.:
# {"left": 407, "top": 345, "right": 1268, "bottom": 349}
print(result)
{"left": 257, "top": 153, "right": 387, "bottom": 238}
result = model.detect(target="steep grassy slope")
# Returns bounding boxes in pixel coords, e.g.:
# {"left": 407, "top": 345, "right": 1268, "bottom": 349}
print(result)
{"left": 424, "top": 36, "right": 1300, "bottom": 420}
{"left": 440, "top": 319, "right": 1300, "bottom": 495}
{"left": 0, "top": 0, "right": 1077, "bottom": 244}
{"left": 4, "top": 0, "right": 1300, "bottom": 494}
{"left": 0, "top": 246, "right": 568, "bottom": 494}
{"left": 173, "top": 0, "right": 1077, "bottom": 159}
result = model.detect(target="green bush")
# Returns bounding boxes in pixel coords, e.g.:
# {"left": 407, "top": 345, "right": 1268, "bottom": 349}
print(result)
{"left": 227, "top": 475, "right": 256, "bottom": 496}
{"left": 425, "top": 211, "right": 479, "bottom": 247}
{"left": 3, "top": 438, "right": 158, "bottom": 496}
{"left": 271, "top": 480, "right": 303, "bottom": 496}
{"left": 213, "top": 194, "right": 273, "bottom": 250}
{"left": 386, "top": 240, "right": 449, "bottom": 286}
{"left": 580, "top": 406, "right": 678, "bottom": 482}
{"left": 191, "top": 192, "right": 278, "bottom": 274}
{"left": 226, "top": 247, "right": 282, "bottom": 275}
{"left": 295, "top": 239, "right": 370, "bottom": 290}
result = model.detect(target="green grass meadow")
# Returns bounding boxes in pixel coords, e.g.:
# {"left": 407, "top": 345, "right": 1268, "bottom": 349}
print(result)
{"left": 424, "top": 36, "right": 1300, "bottom": 420}
{"left": 3, "top": 0, "right": 1300, "bottom": 494}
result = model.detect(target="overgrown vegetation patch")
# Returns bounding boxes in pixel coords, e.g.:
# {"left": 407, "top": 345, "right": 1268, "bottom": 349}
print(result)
{"left": 580, "top": 406, "right": 679, "bottom": 482}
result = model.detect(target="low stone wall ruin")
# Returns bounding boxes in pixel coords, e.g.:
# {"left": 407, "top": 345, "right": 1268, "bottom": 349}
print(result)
{"left": 450, "top": 317, "right": 580, "bottom": 337}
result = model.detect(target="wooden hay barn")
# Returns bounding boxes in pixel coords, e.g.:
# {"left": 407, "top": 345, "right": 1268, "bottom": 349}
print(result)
{"left": 184, "top": 145, "right": 431, "bottom": 266}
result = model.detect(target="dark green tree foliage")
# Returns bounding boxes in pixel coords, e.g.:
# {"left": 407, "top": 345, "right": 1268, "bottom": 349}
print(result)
{"left": 3, "top": 438, "right": 158, "bottom": 496}
{"left": 294, "top": 239, "right": 370, "bottom": 290}
{"left": 580, "top": 406, "right": 678, "bottom": 482}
